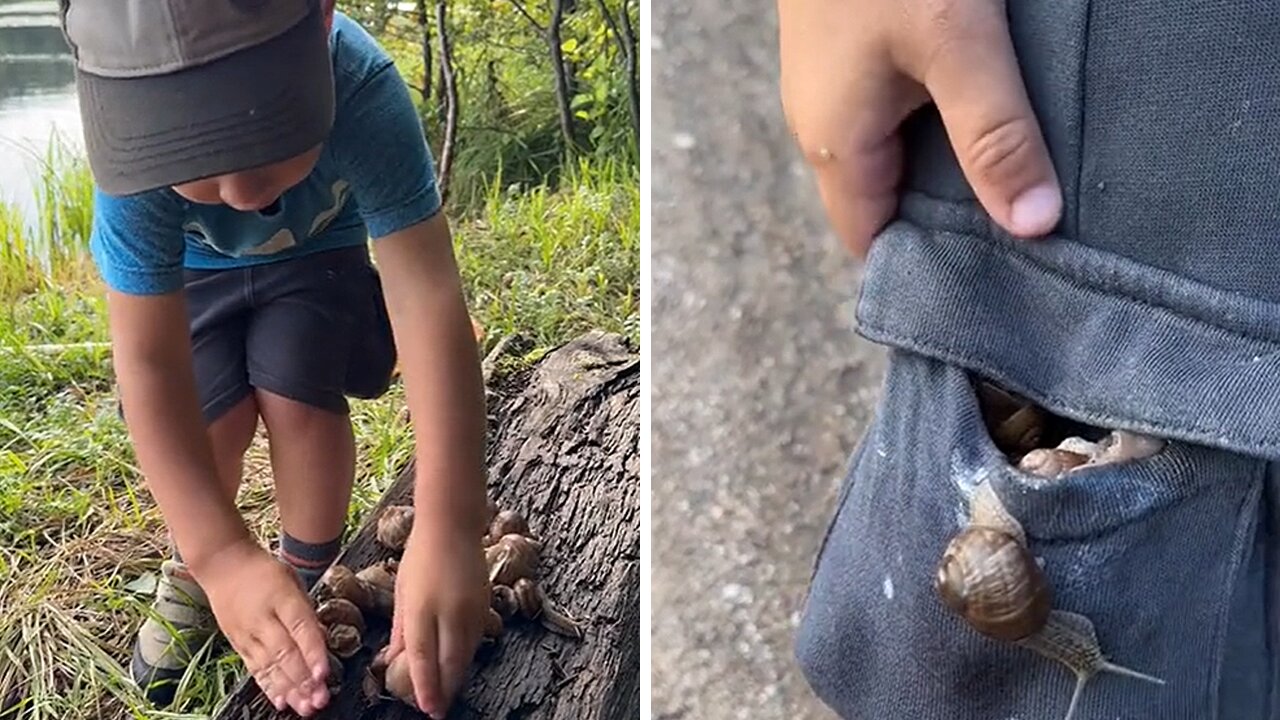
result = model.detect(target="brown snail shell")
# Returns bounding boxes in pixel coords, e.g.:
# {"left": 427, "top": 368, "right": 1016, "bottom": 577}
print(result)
{"left": 936, "top": 525, "right": 1052, "bottom": 642}
{"left": 486, "top": 533, "right": 541, "bottom": 586}
{"left": 319, "top": 565, "right": 374, "bottom": 612}
{"left": 356, "top": 560, "right": 397, "bottom": 618}
{"left": 325, "top": 623, "right": 363, "bottom": 659}
{"left": 512, "top": 578, "right": 585, "bottom": 639}
{"left": 376, "top": 505, "right": 415, "bottom": 550}
{"left": 486, "top": 509, "right": 531, "bottom": 546}
{"left": 492, "top": 584, "right": 519, "bottom": 619}
{"left": 316, "top": 598, "right": 367, "bottom": 636}
{"left": 384, "top": 652, "right": 418, "bottom": 709}
{"left": 356, "top": 560, "right": 397, "bottom": 592}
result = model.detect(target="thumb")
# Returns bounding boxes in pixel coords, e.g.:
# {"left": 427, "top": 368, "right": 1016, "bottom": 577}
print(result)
{"left": 917, "top": 3, "right": 1061, "bottom": 238}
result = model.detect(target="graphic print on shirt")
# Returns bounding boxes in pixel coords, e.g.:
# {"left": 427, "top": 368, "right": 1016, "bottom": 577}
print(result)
{"left": 182, "top": 177, "right": 353, "bottom": 259}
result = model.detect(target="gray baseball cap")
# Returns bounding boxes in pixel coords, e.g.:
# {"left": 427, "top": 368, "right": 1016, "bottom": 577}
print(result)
{"left": 59, "top": 0, "right": 335, "bottom": 197}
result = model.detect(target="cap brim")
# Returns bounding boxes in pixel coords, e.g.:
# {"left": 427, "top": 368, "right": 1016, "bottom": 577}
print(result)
{"left": 76, "top": 4, "right": 334, "bottom": 197}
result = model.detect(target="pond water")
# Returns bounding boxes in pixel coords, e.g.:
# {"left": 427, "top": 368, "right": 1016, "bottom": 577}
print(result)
{"left": 0, "top": 0, "right": 83, "bottom": 229}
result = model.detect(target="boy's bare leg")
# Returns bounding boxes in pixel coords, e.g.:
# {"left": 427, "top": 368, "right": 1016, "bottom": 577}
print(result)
{"left": 255, "top": 389, "right": 355, "bottom": 587}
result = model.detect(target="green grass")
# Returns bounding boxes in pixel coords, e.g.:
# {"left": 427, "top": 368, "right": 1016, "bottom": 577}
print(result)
{"left": 0, "top": 141, "right": 638, "bottom": 718}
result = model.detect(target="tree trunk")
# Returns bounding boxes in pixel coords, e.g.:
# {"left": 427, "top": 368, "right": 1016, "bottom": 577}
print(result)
{"left": 548, "top": 0, "right": 577, "bottom": 154}
{"left": 415, "top": 0, "right": 432, "bottom": 105}
{"left": 436, "top": 0, "right": 459, "bottom": 201}
{"left": 619, "top": 0, "right": 639, "bottom": 138}
{"left": 214, "top": 331, "right": 640, "bottom": 720}
{"left": 594, "top": 0, "right": 639, "bottom": 138}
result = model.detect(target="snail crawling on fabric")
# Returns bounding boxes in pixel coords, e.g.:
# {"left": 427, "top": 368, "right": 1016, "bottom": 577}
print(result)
{"left": 935, "top": 482, "right": 1165, "bottom": 720}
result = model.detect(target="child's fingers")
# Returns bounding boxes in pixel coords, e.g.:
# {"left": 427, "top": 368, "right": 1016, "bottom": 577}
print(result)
{"left": 810, "top": 136, "right": 904, "bottom": 258}
{"left": 435, "top": 607, "right": 479, "bottom": 711}
{"left": 253, "top": 620, "right": 323, "bottom": 715}
{"left": 274, "top": 589, "right": 332, "bottom": 685}
{"left": 407, "top": 616, "right": 445, "bottom": 717}
{"left": 913, "top": 0, "right": 1061, "bottom": 237}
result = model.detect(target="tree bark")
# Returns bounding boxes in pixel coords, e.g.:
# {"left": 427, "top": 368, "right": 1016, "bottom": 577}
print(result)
{"left": 436, "top": 0, "right": 460, "bottom": 201}
{"left": 415, "top": 0, "right": 433, "bottom": 105}
{"left": 215, "top": 331, "right": 640, "bottom": 720}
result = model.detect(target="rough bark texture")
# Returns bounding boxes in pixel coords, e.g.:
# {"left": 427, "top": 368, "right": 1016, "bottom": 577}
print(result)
{"left": 214, "top": 330, "right": 639, "bottom": 720}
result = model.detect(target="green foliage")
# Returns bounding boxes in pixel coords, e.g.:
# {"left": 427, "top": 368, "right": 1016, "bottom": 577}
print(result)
{"left": 340, "top": 0, "right": 639, "bottom": 210}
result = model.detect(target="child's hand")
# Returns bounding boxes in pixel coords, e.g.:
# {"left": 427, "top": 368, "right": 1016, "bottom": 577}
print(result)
{"left": 778, "top": 0, "right": 1062, "bottom": 257}
{"left": 194, "top": 539, "right": 333, "bottom": 716}
{"left": 387, "top": 520, "right": 490, "bottom": 718}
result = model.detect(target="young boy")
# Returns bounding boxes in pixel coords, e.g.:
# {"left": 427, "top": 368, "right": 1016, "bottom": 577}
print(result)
{"left": 59, "top": 1, "right": 488, "bottom": 717}
{"left": 783, "top": 0, "right": 1280, "bottom": 718}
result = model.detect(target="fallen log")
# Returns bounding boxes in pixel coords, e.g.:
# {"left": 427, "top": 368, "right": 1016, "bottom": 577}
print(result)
{"left": 214, "top": 330, "right": 640, "bottom": 720}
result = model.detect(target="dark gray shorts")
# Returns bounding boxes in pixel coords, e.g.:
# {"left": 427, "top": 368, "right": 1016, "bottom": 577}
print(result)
{"left": 176, "top": 244, "right": 396, "bottom": 424}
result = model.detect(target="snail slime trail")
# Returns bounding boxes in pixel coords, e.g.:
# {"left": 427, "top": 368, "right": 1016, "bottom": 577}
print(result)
{"left": 934, "top": 381, "right": 1167, "bottom": 720}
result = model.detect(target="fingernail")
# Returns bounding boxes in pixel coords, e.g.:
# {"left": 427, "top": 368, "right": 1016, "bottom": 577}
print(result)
{"left": 1009, "top": 183, "right": 1062, "bottom": 237}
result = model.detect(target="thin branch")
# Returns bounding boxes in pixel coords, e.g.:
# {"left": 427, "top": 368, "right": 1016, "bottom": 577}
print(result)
{"left": 594, "top": 0, "right": 625, "bottom": 53}
{"left": 508, "top": 0, "right": 546, "bottom": 34}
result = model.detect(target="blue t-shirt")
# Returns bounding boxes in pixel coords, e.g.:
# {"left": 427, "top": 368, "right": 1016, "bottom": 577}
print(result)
{"left": 89, "top": 12, "right": 442, "bottom": 296}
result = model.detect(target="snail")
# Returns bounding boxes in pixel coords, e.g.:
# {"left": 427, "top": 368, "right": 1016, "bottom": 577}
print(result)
{"left": 492, "top": 584, "right": 519, "bottom": 619}
{"left": 376, "top": 505, "right": 415, "bottom": 550}
{"left": 513, "top": 577, "right": 585, "bottom": 639}
{"left": 936, "top": 482, "right": 1164, "bottom": 720}
{"left": 1018, "top": 448, "right": 1089, "bottom": 478}
{"left": 486, "top": 533, "right": 542, "bottom": 586}
{"left": 485, "top": 509, "right": 533, "bottom": 547}
{"left": 317, "top": 565, "right": 374, "bottom": 612}
{"left": 316, "top": 598, "right": 366, "bottom": 636}
{"left": 384, "top": 652, "right": 418, "bottom": 709}
{"left": 356, "top": 560, "right": 397, "bottom": 618}
{"left": 363, "top": 646, "right": 394, "bottom": 704}
{"left": 325, "top": 623, "right": 363, "bottom": 659}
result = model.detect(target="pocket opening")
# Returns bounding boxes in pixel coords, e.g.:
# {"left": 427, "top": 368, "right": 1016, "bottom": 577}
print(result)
{"left": 956, "top": 371, "right": 1230, "bottom": 541}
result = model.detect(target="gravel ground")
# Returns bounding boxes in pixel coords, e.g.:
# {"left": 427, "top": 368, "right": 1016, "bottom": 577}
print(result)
{"left": 650, "top": 1, "right": 889, "bottom": 718}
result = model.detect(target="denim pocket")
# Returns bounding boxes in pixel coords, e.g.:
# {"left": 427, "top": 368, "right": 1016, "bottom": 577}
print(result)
{"left": 795, "top": 349, "right": 1266, "bottom": 720}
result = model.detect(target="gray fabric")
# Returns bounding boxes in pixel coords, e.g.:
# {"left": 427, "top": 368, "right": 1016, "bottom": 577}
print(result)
{"left": 181, "top": 245, "right": 395, "bottom": 423}
{"left": 61, "top": 0, "right": 334, "bottom": 196}
{"left": 61, "top": 0, "right": 309, "bottom": 77}
{"left": 799, "top": 4, "right": 1280, "bottom": 714}
{"left": 796, "top": 350, "right": 1273, "bottom": 719}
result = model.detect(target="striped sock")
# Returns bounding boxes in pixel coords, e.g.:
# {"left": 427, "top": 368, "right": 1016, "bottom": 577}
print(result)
{"left": 277, "top": 532, "right": 342, "bottom": 591}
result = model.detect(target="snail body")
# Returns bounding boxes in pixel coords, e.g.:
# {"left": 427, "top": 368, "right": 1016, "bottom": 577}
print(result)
{"left": 935, "top": 481, "right": 1163, "bottom": 720}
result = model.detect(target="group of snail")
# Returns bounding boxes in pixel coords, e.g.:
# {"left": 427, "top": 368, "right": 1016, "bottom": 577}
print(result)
{"left": 933, "top": 382, "right": 1166, "bottom": 720}
{"left": 310, "top": 499, "right": 584, "bottom": 711}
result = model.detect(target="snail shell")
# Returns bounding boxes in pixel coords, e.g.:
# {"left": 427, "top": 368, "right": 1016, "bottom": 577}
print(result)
{"left": 486, "top": 533, "right": 541, "bottom": 586}
{"left": 317, "top": 598, "right": 367, "bottom": 636}
{"left": 935, "top": 526, "right": 1052, "bottom": 642}
{"left": 319, "top": 565, "right": 374, "bottom": 612}
{"left": 326, "top": 623, "right": 363, "bottom": 659}
{"left": 492, "top": 584, "right": 519, "bottom": 619}
{"left": 486, "top": 509, "right": 532, "bottom": 546}
{"left": 376, "top": 505, "right": 415, "bottom": 550}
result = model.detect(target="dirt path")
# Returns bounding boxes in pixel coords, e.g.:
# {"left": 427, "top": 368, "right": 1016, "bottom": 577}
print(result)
{"left": 650, "top": 2, "right": 888, "bottom": 718}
